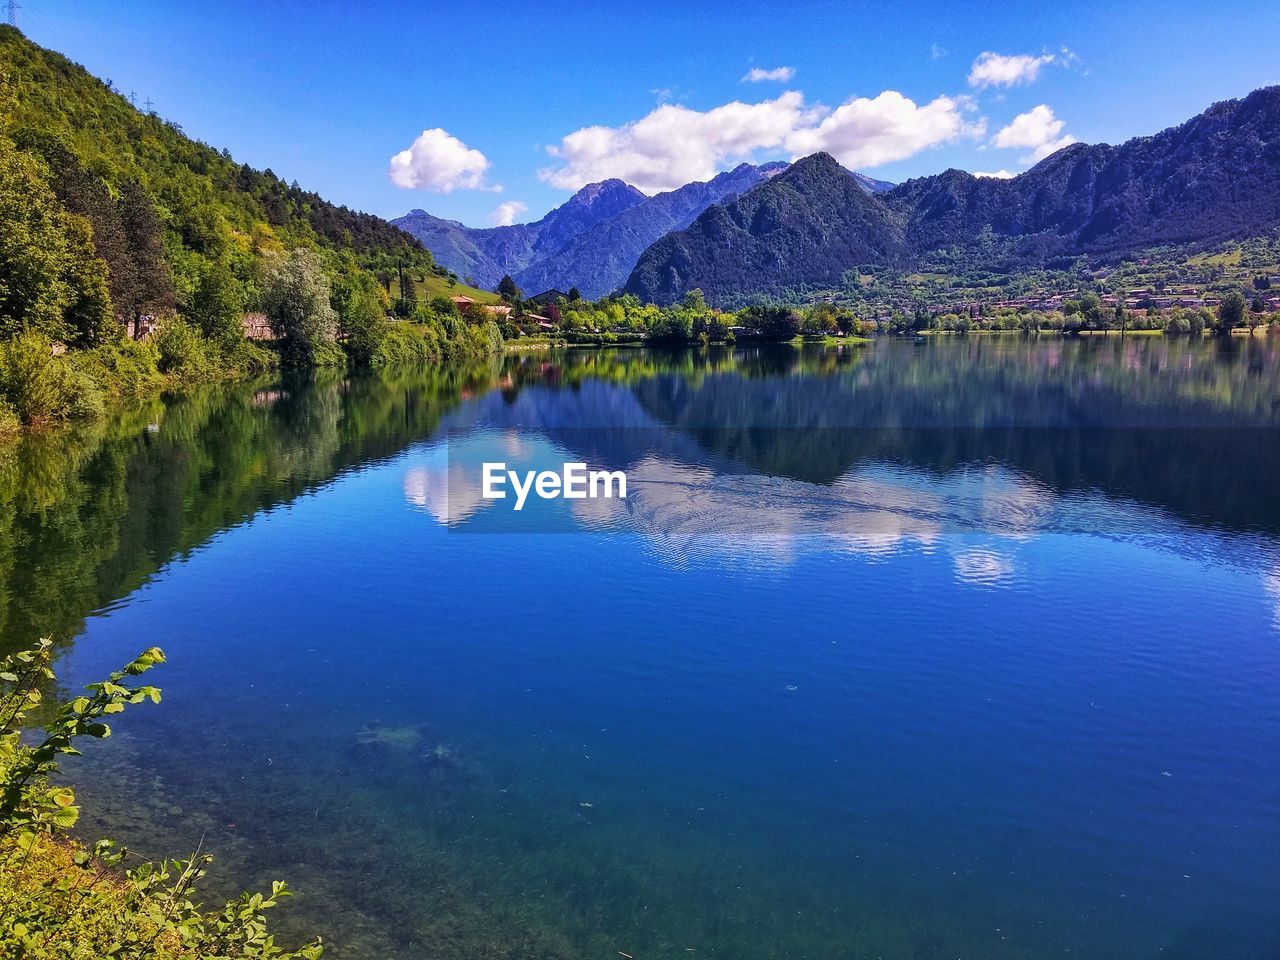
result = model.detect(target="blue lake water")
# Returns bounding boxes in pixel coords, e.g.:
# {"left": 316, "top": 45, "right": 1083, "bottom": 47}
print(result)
{"left": 4, "top": 338, "right": 1280, "bottom": 958}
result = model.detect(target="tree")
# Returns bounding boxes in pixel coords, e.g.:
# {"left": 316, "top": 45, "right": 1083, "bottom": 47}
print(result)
{"left": 117, "top": 180, "right": 176, "bottom": 336}
{"left": 567, "top": 286, "right": 582, "bottom": 302}
{"left": 682, "top": 288, "right": 708, "bottom": 314}
{"left": 187, "top": 258, "right": 244, "bottom": 347}
{"left": 333, "top": 273, "right": 388, "bottom": 364}
{"left": 61, "top": 215, "right": 115, "bottom": 347}
{"left": 261, "top": 249, "right": 339, "bottom": 365}
{"left": 497, "top": 274, "right": 521, "bottom": 302}
{"left": 741, "top": 304, "right": 799, "bottom": 341}
{"left": 1215, "top": 291, "right": 1246, "bottom": 336}
{"left": 0, "top": 133, "right": 113, "bottom": 345}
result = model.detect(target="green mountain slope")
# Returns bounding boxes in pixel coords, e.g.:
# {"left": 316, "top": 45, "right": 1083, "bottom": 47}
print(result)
{"left": 626, "top": 86, "right": 1280, "bottom": 305}
{"left": 625, "top": 153, "right": 907, "bottom": 304}
{"left": 0, "top": 26, "right": 502, "bottom": 432}
{"left": 0, "top": 25, "right": 428, "bottom": 275}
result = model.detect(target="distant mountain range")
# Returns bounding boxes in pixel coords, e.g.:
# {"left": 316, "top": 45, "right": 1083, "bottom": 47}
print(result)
{"left": 394, "top": 163, "right": 893, "bottom": 298}
{"left": 626, "top": 86, "right": 1280, "bottom": 304}
{"left": 392, "top": 178, "right": 645, "bottom": 294}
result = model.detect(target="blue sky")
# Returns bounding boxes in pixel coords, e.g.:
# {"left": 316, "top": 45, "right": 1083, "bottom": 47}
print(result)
{"left": 17, "top": 1, "right": 1280, "bottom": 226}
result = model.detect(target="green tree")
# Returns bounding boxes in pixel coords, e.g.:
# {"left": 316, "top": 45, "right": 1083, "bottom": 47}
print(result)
{"left": 567, "top": 286, "right": 582, "bottom": 302}
{"left": 1215, "top": 291, "right": 1246, "bottom": 336}
{"left": 261, "top": 250, "right": 339, "bottom": 365}
{"left": 0, "top": 133, "right": 113, "bottom": 346}
{"left": 186, "top": 258, "right": 244, "bottom": 347}
{"left": 496, "top": 274, "right": 521, "bottom": 302}
{"left": 117, "top": 180, "right": 176, "bottom": 336}
{"left": 682, "top": 288, "right": 708, "bottom": 313}
{"left": 334, "top": 276, "right": 388, "bottom": 365}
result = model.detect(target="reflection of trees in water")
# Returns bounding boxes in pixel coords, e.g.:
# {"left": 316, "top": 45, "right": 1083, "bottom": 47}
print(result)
{"left": 0, "top": 363, "right": 494, "bottom": 654}
{"left": 4, "top": 337, "right": 1277, "bottom": 652}
{"left": 618, "top": 338, "right": 1280, "bottom": 536}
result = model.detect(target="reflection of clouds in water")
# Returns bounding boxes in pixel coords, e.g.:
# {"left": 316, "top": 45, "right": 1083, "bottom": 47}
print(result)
{"left": 403, "top": 461, "right": 491, "bottom": 525}
{"left": 407, "top": 430, "right": 1062, "bottom": 569}
{"left": 502, "top": 429, "right": 528, "bottom": 459}
{"left": 951, "top": 547, "right": 1016, "bottom": 587}
{"left": 1265, "top": 567, "right": 1280, "bottom": 631}
{"left": 576, "top": 456, "right": 963, "bottom": 567}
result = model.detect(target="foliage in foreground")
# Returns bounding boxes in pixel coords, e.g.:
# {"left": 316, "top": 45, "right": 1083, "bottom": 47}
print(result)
{"left": 0, "top": 640, "right": 322, "bottom": 959}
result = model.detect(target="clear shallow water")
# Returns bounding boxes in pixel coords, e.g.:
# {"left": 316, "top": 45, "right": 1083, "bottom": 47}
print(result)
{"left": 4, "top": 338, "right": 1280, "bottom": 959}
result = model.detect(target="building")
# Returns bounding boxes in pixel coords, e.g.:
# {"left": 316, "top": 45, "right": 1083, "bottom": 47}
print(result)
{"left": 242, "top": 313, "right": 274, "bottom": 340}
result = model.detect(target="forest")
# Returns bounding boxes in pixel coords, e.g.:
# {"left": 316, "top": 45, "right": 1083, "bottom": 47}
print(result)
{"left": 0, "top": 25, "right": 499, "bottom": 437}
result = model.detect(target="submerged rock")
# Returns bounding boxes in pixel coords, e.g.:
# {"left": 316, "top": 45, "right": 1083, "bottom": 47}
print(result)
{"left": 354, "top": 723, "right": 424, "bottom": 751}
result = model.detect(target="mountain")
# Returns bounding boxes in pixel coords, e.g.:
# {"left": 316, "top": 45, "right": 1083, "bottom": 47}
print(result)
{"left": 393, "top": 179, "right": 645, "bottom": 289}
{"left": 626, "top": 153, "right": 907, "bottom": 304}
{"left": 389, "top": 211, "right": 504, "bottom": 289}
{"left": 396, "top": 162, "right": 896, "bottom": 297}
{"left": 512, "top": 162, "right": 789, "bottom": 299}
{"left": 626, "top": 86, "right": 1280, "bottom": 304}
{"left": 849, "top": 171, "right": 896, "bottom": 194}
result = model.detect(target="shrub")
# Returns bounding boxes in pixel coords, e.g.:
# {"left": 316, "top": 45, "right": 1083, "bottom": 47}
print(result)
{"left": 222, "top": 338, "right": 279, "bottom": 376}
{"left": 151, "top": 316, "right": 214, "bottom": 381}
{"left": 0, "top": 639, "right": 323, "bottom": 959}
{"left": 0, "top": 331, "right": 104, "bottom": 424}
{"left": 74, "top": 338, "right": 162, "bottom": 397}
{"left": 370, "top": 324, "right": 439, "bottom": 367}
{"left": 0, "top": 396, "right": 18, "bottom": 437}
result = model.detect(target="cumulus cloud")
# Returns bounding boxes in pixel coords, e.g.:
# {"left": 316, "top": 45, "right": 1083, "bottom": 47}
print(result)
{"left": 968, "top": 51, "right": 1057, "bottom": 89}
{"left": 991, "top": 104, "right": 1077, "bottom": 161}
{"left": 541, "top": 90, "right": 983, "bottom": 193}
{"left": 971, "top": 169, "right": 1016, "bottom": 178}
{"left": 489, "top": 200, "right": 528, "bottom": 226}
{"left": 388, "top": 128, "right": 498, "bottom": 192}
{"left": 540, "top": 91, "right": 821, "bottom": 193}
{"left": 742, "top": 65, "right": 796, "bottom": 83}
{"left": 786, "top": 91, "right": 985, "bottom": 169}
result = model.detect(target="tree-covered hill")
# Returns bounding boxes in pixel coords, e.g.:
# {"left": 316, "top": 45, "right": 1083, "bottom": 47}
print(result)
{"left": 0, "top": 24, "right": 430, "bottom": 285}
{"left": 1, "top": 25, "right": 500, "bottom": 434}
{"left": 626, "top": 153, "right": 907, "bottom": 304}
{"left": 626, "top": 86, "right": 1280, "bottom": 304}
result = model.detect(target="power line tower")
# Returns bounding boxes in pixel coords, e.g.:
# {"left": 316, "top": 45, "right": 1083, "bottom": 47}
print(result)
{"left": 144, "top": 96, "right": 154, "bottom": 113}
{"left": 5, "top": 0, "right": 20, "bottom": 28}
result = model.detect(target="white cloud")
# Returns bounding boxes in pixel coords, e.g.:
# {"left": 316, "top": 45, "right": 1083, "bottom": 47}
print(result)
{"left": 388, "top": 128, "right": 498, "bottom": 192}
{"left": 541, "top": 90, "right": 983, "bottom": 193}
{"left": 540, "top": 91, "right": 821, "bottom": 193}
{"left": 489, "top": 200, "right": 528, "bottom": 226}
{"left": 971, "top": 169, "right": 1016, "bottom": 178}
{"left": 991, "top": 104, "right": 1077, "bottom": 161}
{"left": 786, "top": 91, "right": 985, "bottom": 169}
{"left": 968, "top": 51, "right": 1057, "bottom": 89}
{"left": 930, "top": 43, "right": 947, "bottom": 60}
{"left": 742, "top": 65, "right": 796, "bottom": 83}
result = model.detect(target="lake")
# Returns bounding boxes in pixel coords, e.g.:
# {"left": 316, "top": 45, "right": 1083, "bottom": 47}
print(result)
{"left": 3, "top": 336, "right": 1279, "bottom": 959}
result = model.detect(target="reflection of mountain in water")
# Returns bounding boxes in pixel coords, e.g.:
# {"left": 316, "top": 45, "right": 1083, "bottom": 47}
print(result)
{"left": 8, "top": 338, "right": 1280, "bottom": 653}
{"left": 474, "top": 339, "right": 1280, "bottom": 540}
